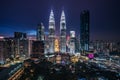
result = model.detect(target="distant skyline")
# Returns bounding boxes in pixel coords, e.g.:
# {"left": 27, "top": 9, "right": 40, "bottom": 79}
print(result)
{"left": 0, "top": 0, "right": 120, "bottom": 41}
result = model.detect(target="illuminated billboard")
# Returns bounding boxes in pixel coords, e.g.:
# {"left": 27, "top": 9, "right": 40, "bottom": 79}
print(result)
{"left": 88, "top": 53, "right": 94, "bottom": 59}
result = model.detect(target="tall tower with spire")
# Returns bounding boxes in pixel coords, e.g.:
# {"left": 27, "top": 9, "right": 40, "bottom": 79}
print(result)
{"left": 60, "top": 10, "right": 66, "bottom": 53}
{"left": 48, "top": 9, "right": 55, "bottom": 53}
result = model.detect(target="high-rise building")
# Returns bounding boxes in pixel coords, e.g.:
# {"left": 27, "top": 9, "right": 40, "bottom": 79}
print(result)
{"left": 66, "top": 36, "right": 70, "bottom": 53}
{"left": 48, "top": 9, "right": 55, "bottom": 53}
{"left": 28, "top": 37, "right": 33, "bottom": 57}
{"left": 75, "top": 37, "right": 80, "bottom": 53}
{"left": 14, "top": 32, "right": 28, "bottom": 58}
{"left": 69, "top": 31, "right": 76, "bottom": 54}
{"left": 0, "top": 37, "right": 5, "bottom": 64}
{"left": 37, "top": 23, "right": 45, "bottom": 41}
{"left": 4, "top": 37, "right": 15, "bottom": 60}
{"left": 32, "top": 41, "right": 44, "bottom": 55}
{"left": 60, "top": 10, "right": 66, "bottom": 53}
{"left": 44, "top": 32, "right": 49, "bottom": 54}
{"left": 80, "top": 10, "right": 90, "bottom": 51}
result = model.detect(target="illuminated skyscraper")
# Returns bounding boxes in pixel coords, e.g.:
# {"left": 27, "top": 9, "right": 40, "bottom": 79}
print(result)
{"left": 37, "top": 23, "right": 45, "bottom": 41}
{"left": 60, "top": 10, "right": 66, "bottom": 53}
{"left": 49, "top": 9, "right": 55, "bottom": 53}
{"left": 70, "top": 31, "right": 75, "bottom": 54}
{"left": 80, "top": 10, "right": 90, "bottom": 51}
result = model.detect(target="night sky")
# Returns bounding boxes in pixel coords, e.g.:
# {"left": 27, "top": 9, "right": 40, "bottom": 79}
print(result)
{"left": 0, "top": 0, "right": 120, "bottom": 41}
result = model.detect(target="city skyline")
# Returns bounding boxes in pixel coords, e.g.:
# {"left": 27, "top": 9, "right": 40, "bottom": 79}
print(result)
{"left": 0, "top": 0, "right": 120, "bottom": 41}
{"left": 0, "top": 1, "right": 120, "bottom": 79}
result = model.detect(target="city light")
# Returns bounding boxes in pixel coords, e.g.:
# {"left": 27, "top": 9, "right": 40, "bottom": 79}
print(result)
{"left": 0, "top": 36, "right": 4, "bottom": 39}
{"left": 0, "top": 0, "right": 120, "bottom": 80}
{"left": 54, "top": 38, "right": 60, "bottom": 52}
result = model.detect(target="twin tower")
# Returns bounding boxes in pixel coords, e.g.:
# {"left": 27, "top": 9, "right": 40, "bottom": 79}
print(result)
{"left": 48, "top": 9, "right": 66, "bottom": 53}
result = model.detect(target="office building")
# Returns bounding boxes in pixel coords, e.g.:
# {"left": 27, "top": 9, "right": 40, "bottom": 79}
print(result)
{"left": 0, "top": 37, "right": 5, "bottom": 64}
{"left": 80, "top": 10, "right": 90, "bottom": 51}
{"left": 37, "top": 23, "right": 45, "bottom": 41}
{"left": 14, "top": 32, "right": 28, "bottom": 58}
{"left": 69, "top": 31, "right": 76, "bottom": 54}
{"left": 32, "top": 41, "right": 44, "bottom": 55}
{"left": 3, "top": 37, "right": 15, "bottom": 61}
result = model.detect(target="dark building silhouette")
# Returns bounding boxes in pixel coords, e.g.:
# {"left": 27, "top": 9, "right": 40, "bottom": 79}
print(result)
{"left": 80, "top": 10, "right": 90, "bottom": 51}
{"left": 32, "top": 41, "right": 44, "bottom": 55}
{"left": 3, "top": 38, "right": 15, "bottom": 60}
{"left": 37, "top": 23, "right": 45, "bottom": 41}
{"left": 75, "top": 37, "right": 80, "bottom": 53}
{"left": 14, "top": 32, "right": 27, "bottom": 39}
{"left": 14, "top": 32, "right": 28, "bottom": 58}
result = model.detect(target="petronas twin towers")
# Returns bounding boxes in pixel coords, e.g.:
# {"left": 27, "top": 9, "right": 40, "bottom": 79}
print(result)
{"left": 48, "top": 9, "right": 66, "bottom": 53}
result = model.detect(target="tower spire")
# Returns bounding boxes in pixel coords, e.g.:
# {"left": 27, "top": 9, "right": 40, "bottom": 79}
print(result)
{"left": 60, "top": 10, "right": 66, "bottom": 30}
{"left": 49, "top": 9, "right": 55, "bottom": 29}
